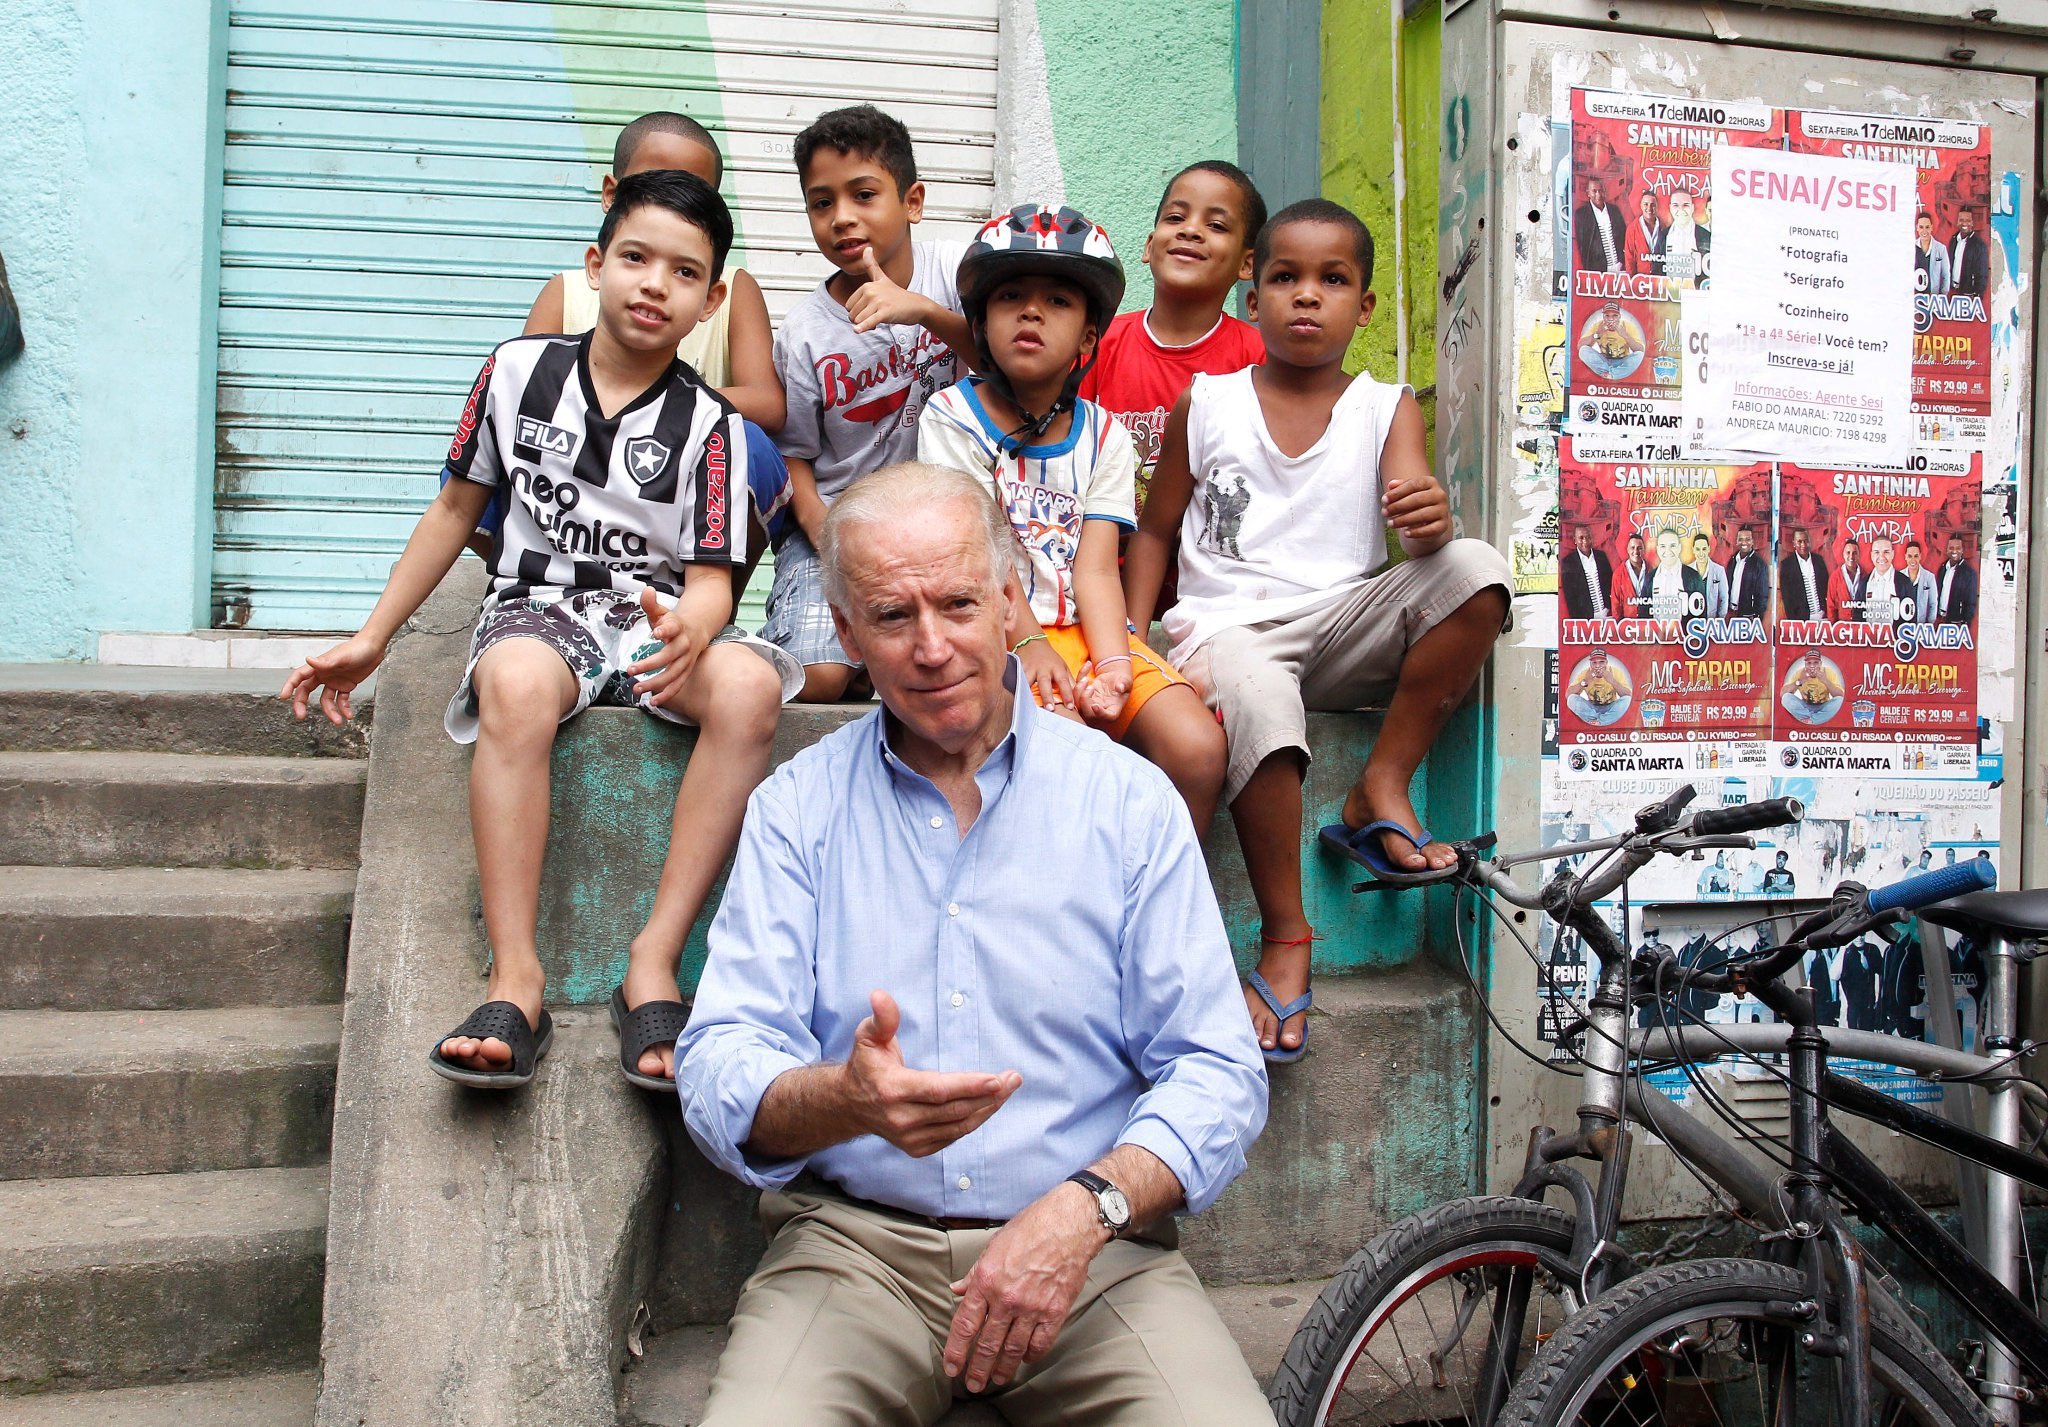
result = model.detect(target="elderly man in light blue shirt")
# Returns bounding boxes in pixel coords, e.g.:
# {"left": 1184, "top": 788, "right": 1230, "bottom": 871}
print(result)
{"left": 677, "top": 461, "right": 1271, "bottom": 1425}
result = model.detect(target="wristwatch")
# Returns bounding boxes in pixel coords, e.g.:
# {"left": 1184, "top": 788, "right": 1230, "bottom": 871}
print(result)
{"left": 1066, "top": 1170, "right": 1132, "bottom": 1236}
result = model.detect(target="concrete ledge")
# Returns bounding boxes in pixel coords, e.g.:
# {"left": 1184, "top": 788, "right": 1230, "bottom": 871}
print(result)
{"left": 536, "top": 699, "right": 1481, "bottom": 1004}
{"left": 318, "top": 570, "right": 668, "bottom": 1427}
{"left": 0, "top": 1371, "right": 317, "bottom": 1426}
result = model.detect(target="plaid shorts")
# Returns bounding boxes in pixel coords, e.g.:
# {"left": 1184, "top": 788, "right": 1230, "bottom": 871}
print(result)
{"left": 760, "top": 530, "right": 859, "bottom": 669}
{"left": 444, "top": 587, "right": 802, "bottom": 744}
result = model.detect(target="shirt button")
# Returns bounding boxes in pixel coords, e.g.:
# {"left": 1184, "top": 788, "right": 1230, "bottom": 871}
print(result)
{"left": 951, "top": 992, "right": 966, "bottom": 1007}
{"left": 929, "top": 815, "right": 944, "bottom": 829}
{"left": 958, "top": 1175, "right": 973, "bottom": 1190}
{"left": 947, "top": 902, "right": 960, "bottom": 917}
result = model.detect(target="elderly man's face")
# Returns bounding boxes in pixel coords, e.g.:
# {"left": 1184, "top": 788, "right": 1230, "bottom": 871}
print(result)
{"left": 829, "top": 499, "right": 1015, "bottom": 756}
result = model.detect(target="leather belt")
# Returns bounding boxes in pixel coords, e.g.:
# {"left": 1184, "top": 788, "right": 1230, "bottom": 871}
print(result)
{"left": 789, "top": 1173, "right": 1005, "bottom": 1232}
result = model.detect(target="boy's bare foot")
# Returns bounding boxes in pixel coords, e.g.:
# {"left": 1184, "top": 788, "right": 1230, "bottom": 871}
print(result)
{"left": 438, "top": 965, "right": 546, "bottom": 1071}
{"left": 620, "top": 953, "right": 688, "bottom": 1080}
{"left": 1244, "top": 932, "right": 1313, "bottom": 1054}
{"left": 1341, "top": 768, "right": 1458, "bottom": 872}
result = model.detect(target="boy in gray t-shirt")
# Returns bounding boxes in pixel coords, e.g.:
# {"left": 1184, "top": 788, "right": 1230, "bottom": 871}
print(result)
{"left": 764, "top": 104, "right": 972, "bottom": 701}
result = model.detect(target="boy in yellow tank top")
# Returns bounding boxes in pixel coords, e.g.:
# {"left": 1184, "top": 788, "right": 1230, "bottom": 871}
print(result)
{"left": 509, "top": 112, "right": 788, "bottom": 599}
{"left": 523, "top": 112, "right": 782, "bottom": 430}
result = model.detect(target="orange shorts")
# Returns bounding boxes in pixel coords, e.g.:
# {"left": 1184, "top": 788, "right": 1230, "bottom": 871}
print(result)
{"left": 1033, "top": 625, "right": 1192, "bottom": 740}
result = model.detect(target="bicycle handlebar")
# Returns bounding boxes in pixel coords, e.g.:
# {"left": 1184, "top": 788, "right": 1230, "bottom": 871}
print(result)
{"left": 1689, "top": 796, "right": 1804, "bottom": 837}
{"left": 1864, "top": 858, "right": 1996, "bottom": 914}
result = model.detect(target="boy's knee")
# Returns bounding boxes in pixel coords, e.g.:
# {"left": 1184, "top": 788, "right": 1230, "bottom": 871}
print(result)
{"left": 697, "top": 648, "right": 785, "bottom": 742}
{"left": 797, "top": 664, "right": 855, "bottom": 702}
{"left": 473, "top": 656, "right": 570, "bottom": 734}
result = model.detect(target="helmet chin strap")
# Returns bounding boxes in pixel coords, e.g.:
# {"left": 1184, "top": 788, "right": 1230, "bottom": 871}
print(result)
{"left": 975, "top": 338, "right": 1102, "bottom": 453}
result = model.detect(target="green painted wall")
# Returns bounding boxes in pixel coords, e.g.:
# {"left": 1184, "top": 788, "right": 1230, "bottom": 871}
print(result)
{"left": 1036, "top": 0, "right": 1240, "bottom": 312}
{"left": 1321, "top": 0, "right": 1441, "bottom": 404}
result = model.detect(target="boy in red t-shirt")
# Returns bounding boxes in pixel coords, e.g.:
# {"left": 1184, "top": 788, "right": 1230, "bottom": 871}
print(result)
{"left": 1081, "top": 160, "right": 1267, "bottom": 521}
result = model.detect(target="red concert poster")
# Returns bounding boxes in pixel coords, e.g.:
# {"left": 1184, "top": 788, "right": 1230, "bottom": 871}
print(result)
{"left": 1773, "top": 453, "right": 1982, "bottom": 776}
{"left": 1788, "top": 111, "right": 1993, "bottom": 430}
{"left": 1555, "top": 437, "right": 1773, "bottom": 778}
{"left": 1566, "top": 89, "right": 1784, "bottom": 419}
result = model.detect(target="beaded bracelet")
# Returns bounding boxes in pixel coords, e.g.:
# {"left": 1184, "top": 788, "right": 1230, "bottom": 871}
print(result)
{"left": 1092, "top": 654, "right": 1133, "bottom": 668}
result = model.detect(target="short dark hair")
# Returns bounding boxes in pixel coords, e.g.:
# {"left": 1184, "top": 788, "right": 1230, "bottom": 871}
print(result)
{"left": 1253, "top": 198, "right": 1375, "bottom": 287}
{"left": 613, "top": 112, "right": 723, "bottom": 186}
{"left": 1906, "top": 540, "right": 1923, "bottom": 555}
{"left": 1843, "top": 537, "right": 1861, "bottom": 550}
{"left": 1156, "top": 160, "right": 1268, "bottom": 243}
{"left": 597, "top": 170, "right": 735, "bottom": 279}
{"left": 795, "top": 104, "right": 917, "bottom": 197}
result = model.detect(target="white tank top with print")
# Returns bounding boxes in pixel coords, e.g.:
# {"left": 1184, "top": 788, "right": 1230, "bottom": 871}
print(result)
{"left": 1165, "top": 367, "right": 1408, "bottom": 666}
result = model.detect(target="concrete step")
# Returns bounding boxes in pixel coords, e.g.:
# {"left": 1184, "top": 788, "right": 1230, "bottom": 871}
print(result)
{"left": 0, "top": 752, "right": 366, "bottom": 870}
{"left": 0, "top": 1006, "right": 339, "bottom": 1180}
{"left": 619, "top": 1278, "right": 1324, "bottom": 1425}
{"left": 0, "top": 867, "right": 354, "bottom": 1011}
{"left": 0, "top": 1370, "right": 315, "bottom": 1424}
{"left": 0, "top": 663, "right": 368, "bottom": 758}
{"left": 0, "top": 1167, "right": 327, "bottom": 1397}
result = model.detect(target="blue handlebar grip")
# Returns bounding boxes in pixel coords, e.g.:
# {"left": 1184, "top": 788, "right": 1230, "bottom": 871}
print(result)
{"left": 1864, "top": 858, "right": 1997, "bottom": 915}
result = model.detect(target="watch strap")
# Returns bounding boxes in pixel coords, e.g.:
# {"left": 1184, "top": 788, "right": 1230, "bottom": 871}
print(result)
{"left": 1066, "top": 1170, "right": 1112, "bottom": 1196}
{"left": 1065, "top": 1170, "right": 1129, "bottom": 1233}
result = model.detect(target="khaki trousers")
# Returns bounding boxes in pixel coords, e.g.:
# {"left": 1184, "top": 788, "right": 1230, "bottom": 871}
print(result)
{"left": 699, "top": 1191, "right": 1276, "bottom": 1426}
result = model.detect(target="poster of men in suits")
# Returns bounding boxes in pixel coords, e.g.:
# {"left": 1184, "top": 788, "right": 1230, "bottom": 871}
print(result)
{"left": 1556, "top": 437, "right": 1772, "bottom": 776}
{"left": 1774, "top": 454, "right": 1981, "bottom": 775}
{"left": 1789, "top": 111, "right": 1993, "bottom": 440}
{"left": 1567, "top": 89, "right": 1780, "bottom": 423}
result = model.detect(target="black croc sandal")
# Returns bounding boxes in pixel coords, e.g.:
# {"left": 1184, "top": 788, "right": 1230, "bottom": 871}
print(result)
{"left": 610, "top": 984, "right": 691, "bottom": 1093}
{"left": 428, "top": 1000, "right": 553, "bottom": 1090}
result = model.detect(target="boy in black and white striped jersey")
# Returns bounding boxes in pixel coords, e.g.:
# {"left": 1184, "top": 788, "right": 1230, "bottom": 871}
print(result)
{"left": 284, "top": 171, "right": 800, "bottom": 1092}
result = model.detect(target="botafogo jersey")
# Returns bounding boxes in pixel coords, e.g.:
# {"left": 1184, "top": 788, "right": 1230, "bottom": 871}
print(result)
{"left": 444, "top": 332, "right": 744, "bottom": 603}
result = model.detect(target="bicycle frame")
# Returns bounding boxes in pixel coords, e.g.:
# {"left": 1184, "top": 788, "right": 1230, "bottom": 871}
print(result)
{"left": 1458, "top": 815, "right": 2043, "bottom": 1424}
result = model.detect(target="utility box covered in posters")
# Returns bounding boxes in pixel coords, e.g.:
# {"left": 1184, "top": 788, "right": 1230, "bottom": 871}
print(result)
{"left": 1440, "top": 1, "right": 2045, "bottom": 1211}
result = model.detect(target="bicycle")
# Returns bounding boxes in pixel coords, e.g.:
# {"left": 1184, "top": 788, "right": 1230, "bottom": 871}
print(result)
{"left": 1266, "top": 785, "right": 2031, "bottom": 1427}
{"left": 1491, "top": 856, "right": 2048, "bottom": 1426}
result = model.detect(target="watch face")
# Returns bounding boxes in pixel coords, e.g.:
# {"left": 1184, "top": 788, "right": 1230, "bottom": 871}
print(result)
{"left": 1101, "top": 1186, "right": 1132, "bottom": 1226}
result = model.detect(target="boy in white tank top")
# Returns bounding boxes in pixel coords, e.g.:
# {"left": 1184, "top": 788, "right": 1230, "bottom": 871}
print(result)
{"left": 1124, "top": 200, "right": 1512, "bottom": 1062}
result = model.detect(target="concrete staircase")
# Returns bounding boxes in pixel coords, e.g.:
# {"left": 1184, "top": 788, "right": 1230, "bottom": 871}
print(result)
{"left": 0, "top": 665, "right": 367, "bottom": 1421}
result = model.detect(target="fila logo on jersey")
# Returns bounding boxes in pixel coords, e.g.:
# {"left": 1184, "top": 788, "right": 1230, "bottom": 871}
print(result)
{"left": 515, "top": 416, "right": 576, "bottom": 458}
{"left": 624, "top": 437, "right": 673, "bottom": 485}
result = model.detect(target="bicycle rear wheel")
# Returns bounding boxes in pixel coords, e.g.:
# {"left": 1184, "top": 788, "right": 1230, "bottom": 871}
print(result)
{"left": 1494, "top": 1257, "right": 1989, "bottom": 1427}
{"left": 1268, "top": 1195, "right": 1598, "bottom": 1427}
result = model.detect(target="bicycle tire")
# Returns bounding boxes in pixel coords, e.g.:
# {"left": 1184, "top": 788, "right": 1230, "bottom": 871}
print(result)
{"left": 1268, "top": 1195, "right": 1608, "bottom": 1427}
{"left": 1493, "top": 1257, "right": 1990, "bottom": 1427}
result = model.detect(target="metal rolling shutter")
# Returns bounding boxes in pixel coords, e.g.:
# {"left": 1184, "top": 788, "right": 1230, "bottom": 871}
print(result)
{"left": 213, "top": 0, "right": 999, "bottom": 631}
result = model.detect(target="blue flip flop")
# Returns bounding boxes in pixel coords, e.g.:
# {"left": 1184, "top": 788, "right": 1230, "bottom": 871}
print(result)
{"left": 1248, "top": 970, "right": 1312, "bottom": 1063}
{"left": 1319, "top": 819, "right": 1458, "bottom": 887}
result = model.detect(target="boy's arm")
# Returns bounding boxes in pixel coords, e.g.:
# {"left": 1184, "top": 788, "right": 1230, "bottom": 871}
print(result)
{"left": 1380, "top": 392, "right": 1454, "bottom": 559}
{"left": 1121, "top": 391, "right": 1196, "bottom": 633}
{"left": 786, "top": 458, "right": 827, "bottom": 548}
{"left": 718, "top": 269, "right": 787, "bottom": 434}
{"left": 522, "top": 274, "right": 567, "bottom": 335}
{"left": 281, "top": 478, "right": 494, "bottom": 724}
{"left": 627, "top": 563, "right": 739, "bottom": 708}
{"left": 844, "top": 250, "right": 975, "bottom": 361}
{"left": 1072, "top": 520, "right": 1133, "bottom": 721}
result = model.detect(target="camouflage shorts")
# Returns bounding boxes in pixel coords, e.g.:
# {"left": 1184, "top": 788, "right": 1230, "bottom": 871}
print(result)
{"left": 443, "top": 587, "right": 802, "bottom": 744}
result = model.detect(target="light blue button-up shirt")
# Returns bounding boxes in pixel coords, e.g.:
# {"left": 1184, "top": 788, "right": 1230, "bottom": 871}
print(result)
{"left": 677, "top": 662, "right": 1267, "bottom": 1220}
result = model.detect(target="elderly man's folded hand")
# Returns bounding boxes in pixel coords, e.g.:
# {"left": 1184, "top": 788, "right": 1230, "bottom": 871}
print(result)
{"left": 845, "top": 989, "right": 1023, "bottom": 1158}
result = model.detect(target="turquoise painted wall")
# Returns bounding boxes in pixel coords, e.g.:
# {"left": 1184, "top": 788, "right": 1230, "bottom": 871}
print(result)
{"left": 1036, "top": 0, "right": 1240, "bottom": 313}
{"left": 0, "top": 0, "right": 223, "bottom": 660}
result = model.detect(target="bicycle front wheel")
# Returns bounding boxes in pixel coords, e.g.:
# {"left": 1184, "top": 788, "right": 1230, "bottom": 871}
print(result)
{"left": 1268, "top": 1195, "right": 1597, "bottom": 1427}
{"left": 1495, "top": 1257, "right": 1989, "bottom": 1427}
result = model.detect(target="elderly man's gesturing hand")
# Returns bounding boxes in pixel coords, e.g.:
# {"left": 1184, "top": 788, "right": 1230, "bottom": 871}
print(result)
{"left": 848, "top": 991, "right": 1022, "bottom": 1158}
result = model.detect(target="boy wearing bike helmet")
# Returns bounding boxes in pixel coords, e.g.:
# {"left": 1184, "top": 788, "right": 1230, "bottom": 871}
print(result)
{"left": 1125, "top": 200, "right": 1511, "bottom": 1060}
{"left": 918, "top": 206, "right": 1227, "bottom": 829}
